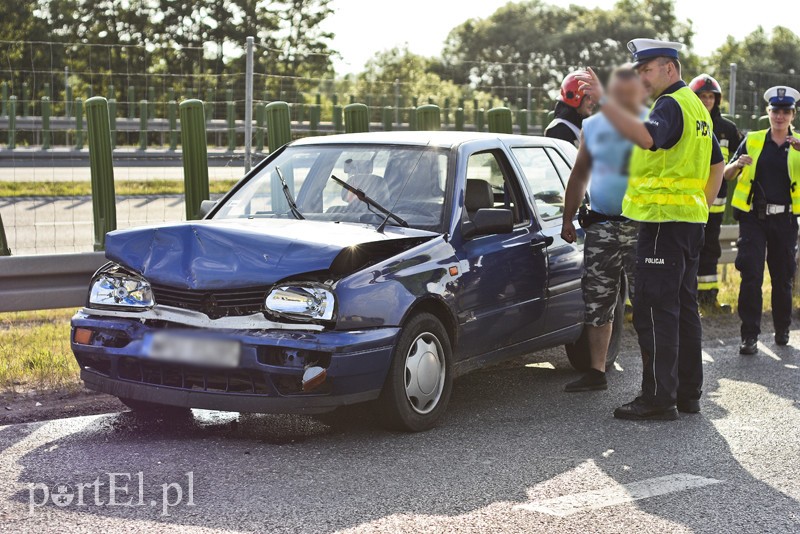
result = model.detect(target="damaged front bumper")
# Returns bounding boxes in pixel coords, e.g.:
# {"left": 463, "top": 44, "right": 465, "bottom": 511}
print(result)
{"left": 71, "top": 309, "right": 399, "bottom": 414}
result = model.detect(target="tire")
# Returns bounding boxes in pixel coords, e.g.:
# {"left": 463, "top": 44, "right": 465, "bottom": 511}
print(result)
{"left": 565, "top": 279, "right": 626, "bottom": 372}
{"left": 118, "top": 397, "right": 191, "bottom": 418}
{"left": 378, "top": 313, "right": 453, "bottom": 432}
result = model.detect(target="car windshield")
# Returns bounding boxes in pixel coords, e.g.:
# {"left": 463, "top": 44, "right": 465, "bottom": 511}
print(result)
{"left": 213, "top": 144, "right": 451, "bottom": 231}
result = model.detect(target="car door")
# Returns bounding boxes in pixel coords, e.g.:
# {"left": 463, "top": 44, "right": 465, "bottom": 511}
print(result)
{"left": 453, "top": 147, "right": 549, "bottom": 359}
{"left": 510, "top": 145, "right": 584, "bottom": 332}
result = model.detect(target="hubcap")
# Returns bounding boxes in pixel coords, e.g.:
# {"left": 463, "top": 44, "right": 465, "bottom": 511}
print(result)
{"left": 404, "top": 333, "right": 445, "bottom": 414}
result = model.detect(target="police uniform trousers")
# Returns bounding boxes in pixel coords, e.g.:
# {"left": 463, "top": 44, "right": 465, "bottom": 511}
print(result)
{"left": 698, "top": 211, "right": 724, "bottom": 295}
{"left": 633, "top": 222, "right": 705, "bottom": 407}
{"left": 735, "top": 210, "right": 799, "bottom": 338}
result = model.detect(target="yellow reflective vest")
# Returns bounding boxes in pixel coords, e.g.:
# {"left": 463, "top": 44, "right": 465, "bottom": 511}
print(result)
{"left": 623, "top": 86, "right": 713, "bottom": 223}
{"left": 730, "top": 129, "right": 800, "bottom": 214}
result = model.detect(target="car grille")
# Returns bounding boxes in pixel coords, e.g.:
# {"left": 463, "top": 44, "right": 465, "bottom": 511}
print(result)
{"left": 118, "top": 357, "right": 273, "bottom": 394}
{"left": 151, "top": 284, "right": 268, "bottom": 319}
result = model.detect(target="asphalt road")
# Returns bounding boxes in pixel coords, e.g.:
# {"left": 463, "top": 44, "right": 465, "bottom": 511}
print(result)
{"left": 1, "top": 330, "right": 799, "bottom": 533}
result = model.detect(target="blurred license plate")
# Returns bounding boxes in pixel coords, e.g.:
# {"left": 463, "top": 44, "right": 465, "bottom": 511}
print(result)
{"left": 147, "top": 332, "right": 241, "bottom": 368}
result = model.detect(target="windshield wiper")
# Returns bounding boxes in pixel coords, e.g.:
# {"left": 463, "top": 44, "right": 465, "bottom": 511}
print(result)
{"left": 330, "top": 174, "right": 408, "bottom": 229}
{"left": 275, "top": 166, "right": 304, "bottom": 220}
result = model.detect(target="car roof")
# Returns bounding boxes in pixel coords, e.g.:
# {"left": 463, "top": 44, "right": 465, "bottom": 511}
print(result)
{"left": 289, "top": 131, "right": 562, "bottom": 149}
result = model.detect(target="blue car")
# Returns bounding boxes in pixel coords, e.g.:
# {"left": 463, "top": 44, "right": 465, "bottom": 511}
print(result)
{"left": 71, "top": 132, "right": 624, "bottom": 431}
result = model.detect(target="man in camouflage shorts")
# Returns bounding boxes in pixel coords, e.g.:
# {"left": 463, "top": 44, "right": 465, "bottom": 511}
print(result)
{"left": 561, "top": 66, "right": 646, "bottom": 392}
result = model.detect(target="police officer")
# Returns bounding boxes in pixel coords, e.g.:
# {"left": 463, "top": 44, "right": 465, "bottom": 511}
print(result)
{"left": 724, "top": 86, "right": 800, "bottom": 355}
{"left": 689, "top": 74, "right": 742, "bottom": 314}
{"left": 577, "top": 39, "right": 725, "bottom": 420}
{"left": 545, "top": 71, "right": 595, "bottom": 147}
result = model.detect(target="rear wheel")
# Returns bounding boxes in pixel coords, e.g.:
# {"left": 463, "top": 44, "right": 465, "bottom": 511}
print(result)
{"left": 118, "top": 397, "right": 191, "bottom": 418}
{"left": 565, "top": 280, "right": 626, "bottom": 372}
{"left": 378, "top": 313, "right": 453, "bottom": 432}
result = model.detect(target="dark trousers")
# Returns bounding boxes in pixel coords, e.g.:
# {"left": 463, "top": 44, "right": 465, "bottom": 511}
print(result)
{"left": 735, "top": 211, "right": 799, "bottom": 338}
{"left": 633, "top": 222, "right": 705, "bottom": 407}
{"left": 698, "top": 212, "right": 724, "bottom": 293}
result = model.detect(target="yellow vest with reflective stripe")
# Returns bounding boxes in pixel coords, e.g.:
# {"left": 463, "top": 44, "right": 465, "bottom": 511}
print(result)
{"left": 623, "top": 86, "right": 713, "bottom": 223}
{"left": 708, "top": 140, "right": 730, "bottom": 214}
{"left": 730, "top": 129, "right": 800, "bottom": 214}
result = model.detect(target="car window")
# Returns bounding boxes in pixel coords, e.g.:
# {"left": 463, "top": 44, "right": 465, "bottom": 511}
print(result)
{"left": 465, "top": 150, "right": 527, "bottom": 224}
{"left": 545, "top": 147, "right": 573, "bottom": 185}
{"left": 511, "top": 147, "right": 566, "bottom": 221}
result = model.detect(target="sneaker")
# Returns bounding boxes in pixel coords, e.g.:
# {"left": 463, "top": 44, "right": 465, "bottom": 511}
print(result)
{"left": 677, "top": 399, "right": 701, "bottom": 413}
{"left": 564, "top": 369, "right": 607, "bottom": 392}
{"left": 613, "top": 397, "right": 679, "bottom": 421}
{"left": 739, "top": 337, "right": 758, "bottom": 355}
{"left": 775, "top": 330, "right": 790, "bottom": 346}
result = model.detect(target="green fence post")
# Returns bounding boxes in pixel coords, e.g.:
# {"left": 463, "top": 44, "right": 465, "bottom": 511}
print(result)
{"left": 179, "top": 100, "right": 210, "bottom": 220}
{"left": 417, "top": 104, "right": 441, "bottom": 131}
{"left": 65, "top": 84, "right": 73, "bottom": 118}
{"left": 168, "top": 87, "right": 175, "bottom": 103}
{"left": 127, "top": 86, "right": 135, "bottom": 119}
{"left": 382, "top": 106, "right": 393, "bottom": 131}
{"left": 265, "top": 101, "right": 292, "bottom": 153}
{"left": 409, "top": 106, "right": 418, "bottom": 131}
{"left": 108, "top": 98, "right": 117, "bottom": 149}
{"left": 472, "top": 99, "right": 479, "bottom": 124}
{"left": 475, "top": 108, "right": 485, "bottom": 132}
{"left": 85, "top": 97, "right": 117, "bottom": 250}
{"left": 7, "top": 96, "right": 15, "bottom": 149}
{"left": 316, "top": 93, "right": 322, "bottom": 106}
{"left": 443, "top": 98, "right": 451, "bottom": 127}
{"left": 455, "top": 107, "right": 465, "bottom": 131}
{"left": 255, "top": 102, "right": 266, "bottom": 151}
{"left": 309, "top": 104, "right": 320, "bottom": 136}
{"left": 107, "top": 84, "right": 114, "bottom": 100}
{"left": 138, "top": 100, "right": 148, "bottom": 150}
{"left": 296, "top": 92, "right": 305, "bottom": 124}
{"left": 20, "top": 82, "right": 28, "bottom": 117}
{"left": 74, "top": 98, "right": 84, "bottom": 149}
{"left": 43, "top": 82, "right": 51, "bottom": 109}
{"left": 333, "top": 104, "right": 343, "bottom": 134}
{"left": 205, "top": 88, "right": 214, "bottom": 122}
{"left": 517, "top": 108, "right": 528, "bottom": 135}
{"left": 487, "top": 107, "right": 513, "bottom": 134}
{"left": 168, "top": 100, "right": 178, "bottom": 150}
{"left": 344, "top": 103, "right": 370, "bottom": 133}
{"left": 0, "top": 213, "right": 10, "bottom": 256}
{"left": 226, "top": 99, "right": 236, "bottom": 151}
{"left": 148, "top": 86, "right": 155, "bottom": 119}
{"left": 0, "top": 81, "right": 7, "bottom": 116}
{"left": 41, "top": 96, "right": 51, "bottom": 150}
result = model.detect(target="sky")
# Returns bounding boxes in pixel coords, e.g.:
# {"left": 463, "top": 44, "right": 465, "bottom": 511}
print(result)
{"left": 322, "top": 0, "right": 799, "bottom": 74}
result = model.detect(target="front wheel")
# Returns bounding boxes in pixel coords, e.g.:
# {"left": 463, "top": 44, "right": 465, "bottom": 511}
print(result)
{"left": 565, "top": 280, "right": 626, "bottom": 372}
{"left": 378, "top": 313, "right": 453, "bottom": 432}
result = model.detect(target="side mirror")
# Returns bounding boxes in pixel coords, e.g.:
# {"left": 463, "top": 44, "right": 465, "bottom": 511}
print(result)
{"left": 198, "top": 199, "right": 218, "bottom": 218}
{"left": 462, "top": 208, "right": 514, "bottom": 239}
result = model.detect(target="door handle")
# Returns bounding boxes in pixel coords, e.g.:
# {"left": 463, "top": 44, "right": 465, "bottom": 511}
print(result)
{"left": 530, "top": 236, "right": 554, "bottom": 250}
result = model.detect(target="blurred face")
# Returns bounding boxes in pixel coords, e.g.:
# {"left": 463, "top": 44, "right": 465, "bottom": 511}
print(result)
{"left": 697, "top": 91, "right": 716, "bottom": 112}
{"left": 577, "top": 94, "right": 595, "bottom": 117}
{"left": 636, "top": 59, "right": 671, "bottom": 97}
{"left": 609, "top": 76, "right": 645, "bottom": 112}
{"left": 768, "top": 106, "right": 796, "bottom": 130}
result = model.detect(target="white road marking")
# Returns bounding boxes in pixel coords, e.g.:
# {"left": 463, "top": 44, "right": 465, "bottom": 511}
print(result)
{"left": 613, "top": 361, "right": 624, "bottom": 371}
{"left": 785, "top": 364, "right": 799, "bottom": 370}
{"left": 525, "top": 362, "right": 555, "bottom": 370}
{"left": 515, "top": 473, "right": 721, "bottom": 517}
{"left": 702, "top": 351, "right": 714, "bottom": 363}
{"left": 758, "top": 343, "right": 781, "bottom": 361}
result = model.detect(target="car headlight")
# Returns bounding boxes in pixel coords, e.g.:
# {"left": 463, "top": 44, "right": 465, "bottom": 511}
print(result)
{"left": 88, "top": 264, "right": 155, "bottom": 310}
{"left": 265, "top": 284, "right": 335, "bottom": 322}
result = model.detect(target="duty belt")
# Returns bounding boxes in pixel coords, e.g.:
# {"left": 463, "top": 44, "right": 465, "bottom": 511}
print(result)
{"left": 765, "top": 204, "right": 789, "bottom": 215}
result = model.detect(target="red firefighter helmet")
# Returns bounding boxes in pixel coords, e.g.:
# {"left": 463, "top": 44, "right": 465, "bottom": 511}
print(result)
{"left": 558, "top": 72, "right": 587, "bottom": 108}
{"left": 689, "top": 74, "right": 722, "bottom": 95}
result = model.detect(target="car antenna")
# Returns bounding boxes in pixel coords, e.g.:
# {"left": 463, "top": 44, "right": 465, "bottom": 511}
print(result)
{"left": 376, "top": 146, "right": 429, "bottom": 234}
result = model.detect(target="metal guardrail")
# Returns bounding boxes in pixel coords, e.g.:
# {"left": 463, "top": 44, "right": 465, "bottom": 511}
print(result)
{"left": 0, "top": 226, "right": 741, "bottom": 313}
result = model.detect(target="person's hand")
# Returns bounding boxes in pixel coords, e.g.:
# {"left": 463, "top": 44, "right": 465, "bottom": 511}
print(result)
{"left": 561, "top": 219, "right": 577, "bottom": 244}
{"left": 737, "top": 155, "right": 753, "bottom": 168}
{"left": 574, "top": 67, "right": 605, "bottom": 102}
{"left": 788, "top": 136, "right": 800, "bottom": 151}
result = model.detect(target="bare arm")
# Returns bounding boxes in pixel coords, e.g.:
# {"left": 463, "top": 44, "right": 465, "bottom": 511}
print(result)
{"left": 575, "top": 68, "right": 655, "bottom": 149}
{"left": 705, "top": 161, "right": 725, "bottom": 206}
{"left": 561, "top": 133, "right": 592, "bottom": 243}
{"left": 724, "top": 155, "right": 752, "bottom": 181}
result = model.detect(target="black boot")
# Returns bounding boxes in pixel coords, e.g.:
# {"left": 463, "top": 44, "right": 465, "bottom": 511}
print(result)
{"left": 613, "top": 397, "right": 678, "bottom": 420}
{"left": 564, "top": 369, "right": 607, "bottom": 392}
{"left": 775, "top": 330, "right": 790, "bottom": 346}
{"left": 739, "top": 337, "right": 758, "bottom": 355}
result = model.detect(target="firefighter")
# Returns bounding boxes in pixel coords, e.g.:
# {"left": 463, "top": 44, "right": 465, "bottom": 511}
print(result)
{"left": 545, "top": 72, "right": 595, "bottom": 147}
{"left": 689, "top": 74, "right": 742, "bottom": 314}
{"left": 577, "top": 38, "right": 725, "bottom": 420}
{"left": 724, "top": 85, "right": 800, "bottom": 355}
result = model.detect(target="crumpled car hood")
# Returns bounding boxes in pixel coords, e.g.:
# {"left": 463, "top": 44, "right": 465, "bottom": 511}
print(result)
{"left": 104, "top": 218, "right": 436, "bottom": 289}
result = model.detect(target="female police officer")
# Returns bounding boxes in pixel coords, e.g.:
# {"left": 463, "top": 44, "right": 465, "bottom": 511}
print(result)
{"left": 724, "top": 86, "right": 800, "bottom": 355}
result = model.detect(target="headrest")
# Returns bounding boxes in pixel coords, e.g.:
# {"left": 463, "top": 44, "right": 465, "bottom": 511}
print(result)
{"left": 465, "top": 179, "right": 494, "bottom": 212}
{"left": 344, "top": 158, "right": 373, "bottom": 175}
